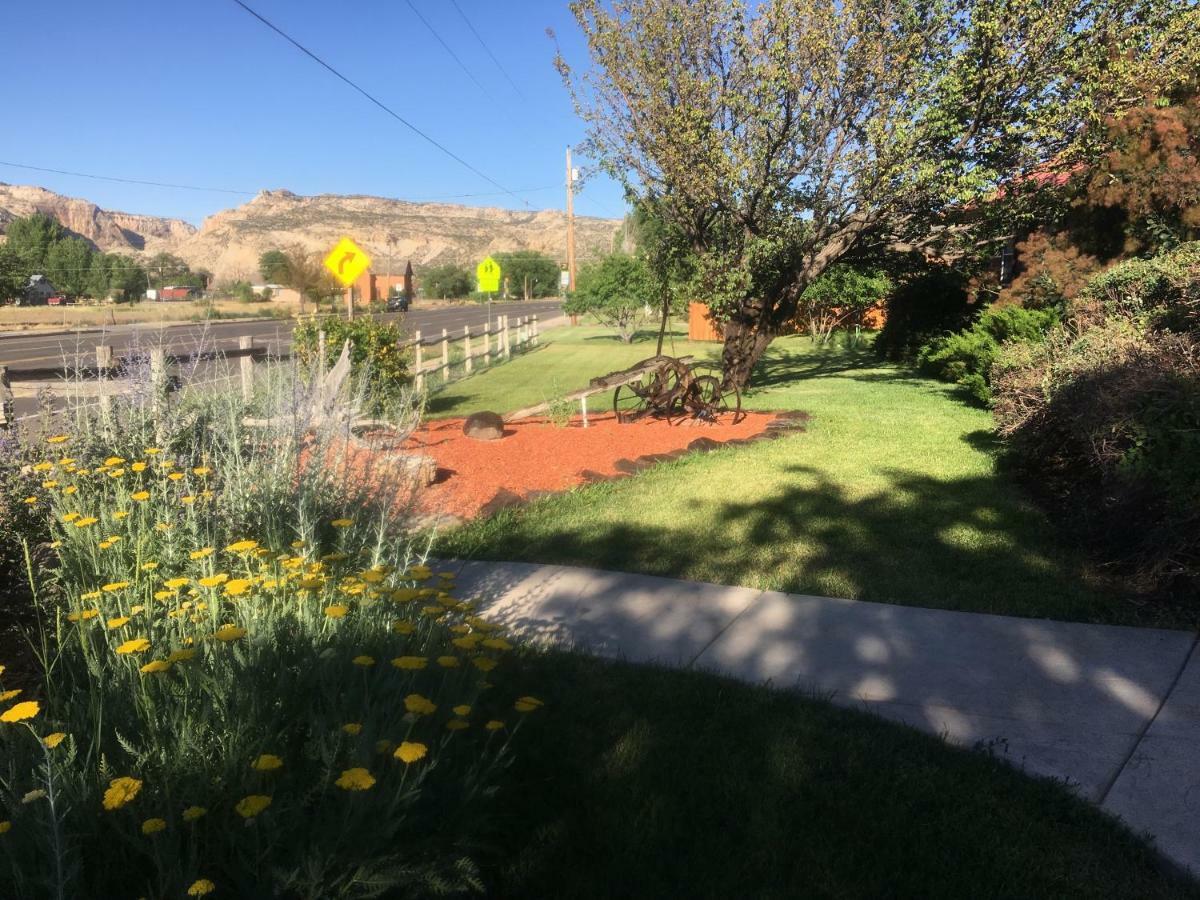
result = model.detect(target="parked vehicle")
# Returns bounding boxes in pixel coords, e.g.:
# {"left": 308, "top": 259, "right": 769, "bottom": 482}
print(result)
{"left": 386, "top": 294, "right": 410, "bottom": 312}
{"left": 47, "top": 294, "right": 71, "bottom": 306}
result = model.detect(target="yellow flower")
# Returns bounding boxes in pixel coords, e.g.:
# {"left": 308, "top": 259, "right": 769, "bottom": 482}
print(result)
{"left": 471, "top": 657, "right": 498, "bottom": 672}
{"left": 198, "top": 574, "right": 228, "bottom": 588}
{"left": 482, "top": 637, "right": 513, "bottom": 651}
{"left": 331, "top": 518, "right": 353, "bottom": 528}
{"left": 139, "top": 660, "right": 171, "bottom": 674}
{"left": 141, "top": 562, "right": 158, "bottom": 571}
{"left": 182, "top": 805, "right": 207, "bottom": 822}
{"left": 61, "top": 512, "right": 80, "bottom": 523}
{"left": 102, "top": 776, "right": 142, "bottom": 810}
{"left": 116, "top": 638, "right": 150, "bottom": 655}
{"left": 74, "top": 517, "right": 98, "bottom": 528}
{"left": 0, "top": 821, "right": 10, "bottom": 834}
{"left": 234, "top": 794, "right": 271, "bottom": 818}
{"left": 391, "top": 588, "right": 419, "bottom": 603}
{"left": 485, "top": 720, "right": 505, "bottom": 731}
{"left": 341, "top": 722, "right": 363, "bottom": 736}
{"left": 168, "top": 472, "right": 184, "bottom": 481}
{"left": 1, "top": 700, "right": 40, "bottom": 723}
{"left": 163, "top": 577, "right": 190, "bottom": 590}
{"left": 62, "top": 485, "right": 77, "bottom": 495}
{"left": 446, "top": 718, "right": 470, "bottom": 731}
{"left": 213, "top": 624, "right": 246, "bottom": 642}
{"left": 391, "top": 656, "right": 426, "bottom": 670}
{"left": 130, "top": 491, "right": 150, "bottom": 501}
{"left": 334, "top": 767, "right": 376, "bottom": 791}
{"left": 452, "top": 635, "right": 481, "bottom": 651}
{"left": 515, "top": 696, "right": 545, "bottom": 713}
{"left": 46, "top": 434, "right": 69, "bottom": 444}
{"left": 103, "top": 456, "right": 125, "bottom": 466}
{"left": 452, "top": 705, "right": 472, "bottom": 717}
{"left": 112, "top": 510, "right": 129, "bottom": 520}
{"left": 189, "top": 547, "right": 214, "bottom": 560}
{"left": 22, "top": 789, "right": 47, "bottom": 804}
{"left": 141, "top": 817, "right": 167, "bottom": 835}
{"left": 22, "top": 497, "right": 38, "bottom": 505}
{"left": 324, "top": 604, "right": 349, "bottom": 618}
{"left": 251, "top": 754, "right": 283, "bottom": 772}
{"left": 130, "top": 604, "right": 145, "bottom": 614}
{"left": 108, "top": 468, "right": 125, "bottom": 478}
{"left": 131, "top": 461, "right": 147, "bottom": 472}
{"left": 153, "top": 590, "right": 173, "bottom": 600}
{"left": 181, "top": 496, "right": 196, "bottom": 505}
{"left": 192, "top": 466, "right": 212, "bottom": 476}
{"left": 154, "top": 522, "right": 171, "bottom": 531}
{"left": 187, "top": 879, "right": 216, "bottom": 896}
{"left": 0, "top": 689, "right": 19, "bottom": 701}
{"left": 352, "top": 655, "right": 375, "bottom": 667}
{"left": 224, "top": 578, "right": 251, "bottom": 597}
{"left": 394, "top": 741, "right": 428, "bottom": 764}
{"left": 167, "top": 648, "right": 197, "bottom": 663}
{"left": 106, "top": 616, "right": 130, "bottom": 629}
{"left": 437, "top": 656, "right": 460, "bottom": 669}
{"left": 225, "top": 539, "right": 258, "bottom": 553}
{"left": 42, "top": 731, "right": 67, "bottom": 749}
{"left": 405, "top": 565, "right": 433, "bottom": 580}
{"left": 101, "top": 581, "right": 129, "bottom": 593}
{"left": 392, "top": 620, "right": 415, "bottom": 635}
{"left": 403, "top": 693, "right": 436, "bottom": 715}
{"left": 144, "top": 447, "right": 162, "bottom": 455}
{"left": 41, "top": 480, "right": 58, "bottom": 489}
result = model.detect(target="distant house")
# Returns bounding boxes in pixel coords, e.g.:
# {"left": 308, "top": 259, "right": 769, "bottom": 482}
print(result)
{"left": 24, "top": 275, "right": 57, "bottom": 305}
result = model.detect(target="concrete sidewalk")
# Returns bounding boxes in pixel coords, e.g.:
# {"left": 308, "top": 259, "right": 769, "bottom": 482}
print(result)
{"left": 439, "top": 559, "right": 1200, "bottom": 875}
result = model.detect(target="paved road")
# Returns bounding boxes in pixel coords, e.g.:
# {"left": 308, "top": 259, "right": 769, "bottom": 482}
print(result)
{"left": 0, "top": 299, "right": 563, "bottom": 371}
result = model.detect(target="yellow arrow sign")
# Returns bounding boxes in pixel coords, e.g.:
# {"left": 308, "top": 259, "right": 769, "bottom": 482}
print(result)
{"left": 476, "top": 256, "right": 501, "bottom": 293}
{"left": 324, "top": 237, "right": 372, "bottom": 287}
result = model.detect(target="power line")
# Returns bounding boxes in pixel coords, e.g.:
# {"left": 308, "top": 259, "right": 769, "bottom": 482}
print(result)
{"left": 0, "top": 160, "right": 557, "bottom": 205}
{"left": 228, "top": 0, "right": 522, "bottom": 204}
{"left": 448, "top": 0, "right": 526, "bottom": 100}
{"left": 403, "top": 0, "right": 494, "bottom": 102}
{"left": 0, "top": 161, "right": 254, "bottom": 195}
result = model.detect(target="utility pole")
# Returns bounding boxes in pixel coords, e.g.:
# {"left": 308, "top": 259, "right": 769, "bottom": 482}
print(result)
{"left": 565, "top": 146, "right": 577, "bottom": 293}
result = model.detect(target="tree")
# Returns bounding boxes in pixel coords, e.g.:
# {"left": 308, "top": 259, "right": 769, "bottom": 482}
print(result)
{"left": 798, "top": 265, "right": 891, "bottom": 344}
{"left": 143, "top": 252, "right": 196, "bottom": 289}
{"left": 0, "top": 245, "right": 31, "bottom": 303}
{"left": 45, "top": 237, "right": 94, "bottom": 298}
{"left": 495, "top": 251, "right": 560, "bottom": 299}
{"left": 565, "top": 252, "right": 653, "bottom": 342}
{"left": 87, "top": 254, "right": 148, "bottom": 302}
{"left": 259, "top": 249, "right": 292, "bottom": 284}
{"left": 277, "top": 246, "right": 338, "bottom": 312}
{"left": 422, "top": 263, "right": 473, "bottom": 299}
{"left": 4, "top": 213, "right": 66, "bottom": 269}
{"left": 559, "top": 0, "right": 1198, "bottom": 387}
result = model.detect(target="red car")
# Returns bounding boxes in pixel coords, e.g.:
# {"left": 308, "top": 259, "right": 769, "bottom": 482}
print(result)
{"left": 46, "top": 295, "right": 70, "bottom": 306}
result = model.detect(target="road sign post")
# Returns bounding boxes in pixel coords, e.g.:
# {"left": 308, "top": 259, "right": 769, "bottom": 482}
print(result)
{"left": 324, "top": 238, "right": 372, "bottom": 321}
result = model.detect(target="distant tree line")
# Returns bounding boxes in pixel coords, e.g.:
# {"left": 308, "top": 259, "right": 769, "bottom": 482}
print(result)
{"left": 0, "top": 212, "right": 208, "bottom": 303}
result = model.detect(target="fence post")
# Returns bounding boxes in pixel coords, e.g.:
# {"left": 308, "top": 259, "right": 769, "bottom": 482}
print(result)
{"left": 317, "top": 329, "right": 327, "bottom": 377}
{"left": 503, "top": 315, "right": 511, "bottom": 359}
{"left": 581, "top": 393, "right": 589, "bottom": 428}
{"left": 521, "top": 316, "right": 528, "bottom": 347}
{"left": 0, "top": 366, "right": 12, "bottom": 429}
{"left": 413, "top": 331, "right": 424, "bottom": 393}
{"left": 464, "top": 326, "right": 473, "bottom": 375}
{"left": 441, "top": 328, "right": 450, "bottom": 381}
{"left": 96, "top": 344, "right": 113, "bottom": 419}
{"left": 149, "top": 348, "right": 169, "bottom": 440}
{"left": 238, "top": 335, "right": 255, "bottom": 405}
{"left": 532, "top": 314, "right": 539, "bottom": 345}
{"left": 482, "top": 321, "right": 490, "bottom": 365}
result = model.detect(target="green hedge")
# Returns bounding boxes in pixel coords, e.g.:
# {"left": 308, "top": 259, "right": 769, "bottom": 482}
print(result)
{"left": 293, "top": 317, "right": 412, "bottom": 415}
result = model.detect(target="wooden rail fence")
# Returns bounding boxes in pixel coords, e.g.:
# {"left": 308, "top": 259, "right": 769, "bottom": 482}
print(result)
{"left": 0, "top": 313, "right": 541, "bottom": 427}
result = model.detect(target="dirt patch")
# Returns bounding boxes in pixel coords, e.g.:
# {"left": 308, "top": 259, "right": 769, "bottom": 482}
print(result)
{"left": 400, "top": 411, "right": 783, "bottom": 521}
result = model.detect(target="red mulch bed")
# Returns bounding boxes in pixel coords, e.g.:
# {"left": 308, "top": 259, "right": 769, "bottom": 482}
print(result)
{"left": 400, "top": 411, "right": 776, "bottom": 521}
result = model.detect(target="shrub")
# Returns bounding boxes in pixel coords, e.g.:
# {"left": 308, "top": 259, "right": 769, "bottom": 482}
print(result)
{"left": 293, "top": 317, "right": 412, "bottom": 417}
{"left": 0, "top": 372, "right": 538, "bottom": 897}
{"left": 917, "top": 305, "right": 1062, "bottom": 404}
{"left": 796, "top": 265, "right": 891, "bottom": 344}
{"left": 565, "top": 253, "right": 652, "bottom": 343}
{"left": 1071, "top": 241, "right": 1200, "bottom": 333}
{"left": 874, "top": 267, "right": 976, "bottom": 362}
{"left": 993, "top": 317, "right": 1200, "bottom": 598}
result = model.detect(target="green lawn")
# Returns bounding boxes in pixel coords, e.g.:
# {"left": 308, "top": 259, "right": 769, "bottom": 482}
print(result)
{"left": 486, "top": 651, "right": 1197, "bottom": 899}
{"left": 432, "top": 325, "right": 1158, "bottom": 625}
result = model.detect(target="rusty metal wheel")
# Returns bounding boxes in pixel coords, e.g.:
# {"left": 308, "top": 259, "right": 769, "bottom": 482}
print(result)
{"left": 689, "top": 374, "right": 743, "bottom": 423}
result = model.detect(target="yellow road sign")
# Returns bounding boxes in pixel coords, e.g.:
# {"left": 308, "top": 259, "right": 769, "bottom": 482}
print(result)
{"left": 324, "top": 237, "right": 371, "bottom": 287}
{"left": 476, "top": 256, "right": 501, "bottom": 293}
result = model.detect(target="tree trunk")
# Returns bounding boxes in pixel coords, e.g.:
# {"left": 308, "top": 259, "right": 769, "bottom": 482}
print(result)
{"left": 721, "top": 311, "right": 774, "bottom": 390}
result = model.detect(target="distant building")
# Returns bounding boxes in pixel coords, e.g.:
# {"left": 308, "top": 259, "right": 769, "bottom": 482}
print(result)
{"left": 158, "top": 285, "right": 200, "bottom": 301}
{"left": 24, "top": 275, "right": 57, "bottom": 305}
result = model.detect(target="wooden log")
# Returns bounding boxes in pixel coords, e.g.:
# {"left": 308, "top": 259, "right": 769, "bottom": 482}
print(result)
{"left": 238, "top": 335, "right": 255, "bottom": 404}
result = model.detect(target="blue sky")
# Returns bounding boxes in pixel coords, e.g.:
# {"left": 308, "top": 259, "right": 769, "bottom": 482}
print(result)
{"left": 0, "top": 0, "right": 624, "bottom": 225}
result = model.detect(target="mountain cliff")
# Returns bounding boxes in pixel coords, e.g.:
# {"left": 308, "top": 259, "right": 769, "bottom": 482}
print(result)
{"left": 0, "top": 184, "right": 624, "bottom": 282}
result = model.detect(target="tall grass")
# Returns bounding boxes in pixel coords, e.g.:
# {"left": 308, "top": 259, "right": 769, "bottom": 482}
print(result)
{"left": 0, "top": 353, "right": 539, "bottom": 898}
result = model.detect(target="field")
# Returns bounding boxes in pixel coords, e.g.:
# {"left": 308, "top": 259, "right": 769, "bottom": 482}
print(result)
{"left": 0, "top": 298, "right": 296, "bottom": 330}
{"left": 432, "top": 325, "right": 1153, "bottom": 625}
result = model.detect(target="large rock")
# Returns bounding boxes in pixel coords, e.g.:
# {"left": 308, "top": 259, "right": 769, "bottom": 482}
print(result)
{"left": 463, "top": 411, "right": 505, "bottom": 441}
